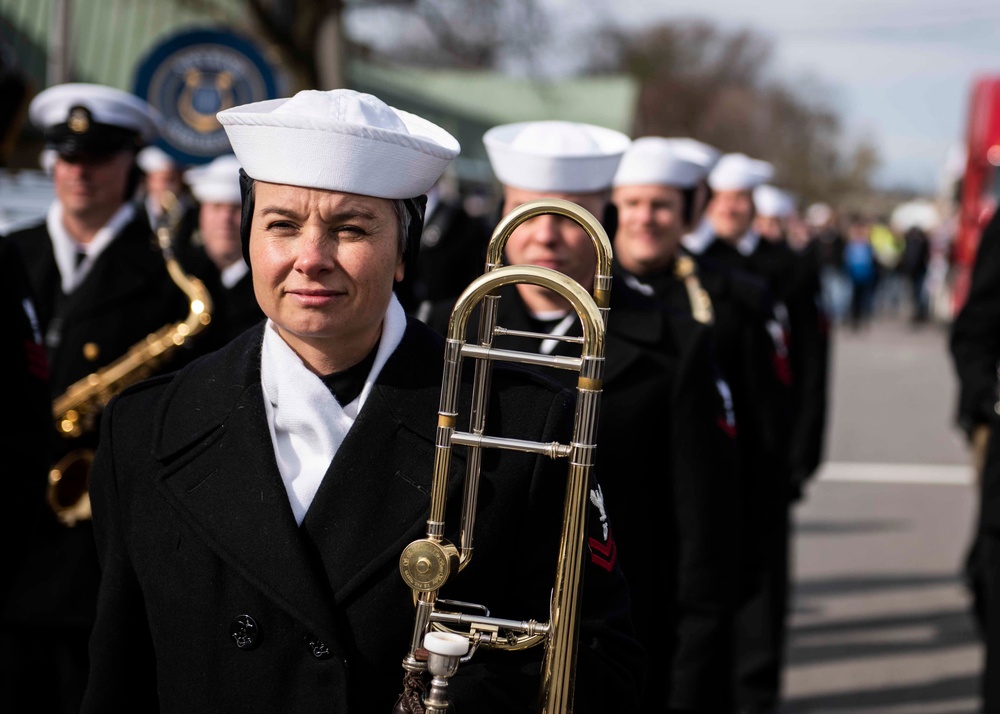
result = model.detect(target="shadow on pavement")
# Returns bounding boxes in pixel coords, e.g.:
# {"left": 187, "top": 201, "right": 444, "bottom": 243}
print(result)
{"left": 796, "top": 519, "right": 908, "bottom": 536}
{"left": 788, "top": 607, "right": 979, "bottom": 665}
{"left": 784, "top": 571, "right": 982, "bottom": 711}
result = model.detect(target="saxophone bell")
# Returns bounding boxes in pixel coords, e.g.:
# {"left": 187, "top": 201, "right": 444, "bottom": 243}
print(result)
{"left": 47, "top": 449, "right": 94, "bottom": 527}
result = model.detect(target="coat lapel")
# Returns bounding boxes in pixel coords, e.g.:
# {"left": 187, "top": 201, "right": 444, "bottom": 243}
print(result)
{"left": 299, "top": 322, "right": 466, "bottom": 605}
{"left": 150, "top": 327, "right": 341, "bottom": 645}
{"left": 488, "top": 283, "right": 667, "bottom": 387}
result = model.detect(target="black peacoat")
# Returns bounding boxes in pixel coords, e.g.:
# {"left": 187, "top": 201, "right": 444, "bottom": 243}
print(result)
{"left": 3, "top": 212, "right": 191, "bottom": 623}
{"left": 1, "top": 210, "right": 207, "bottom": 711}
{"left": 687, "top": 238, "right": 802, "bottom": 713}
{"left": 7, "top": 212, "right": 192, "bottom": 400}
{"left": 82, "top": 319, "right": 643, "bottom": 713}
{"left": 949, "top": 209, "right": 1000, "bottom": 710}
{"left": 0, "top": 237, "right": 51, "bottom": 606}
{"left": 741, "top": 238, "right": 829, "bottom": 494}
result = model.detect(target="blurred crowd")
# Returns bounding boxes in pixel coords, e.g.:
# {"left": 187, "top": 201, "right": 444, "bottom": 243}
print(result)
{"left": 793, "top": 203, "right": 952, "bottom": 332}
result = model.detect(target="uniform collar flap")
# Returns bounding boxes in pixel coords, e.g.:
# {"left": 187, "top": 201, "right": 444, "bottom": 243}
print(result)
{"left": 152, "top": 325, "right": 264, "bottom": 461}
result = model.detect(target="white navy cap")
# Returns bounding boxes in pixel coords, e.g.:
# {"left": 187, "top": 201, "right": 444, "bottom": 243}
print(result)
{"left": 707, "top": 153, "right": 774, "bottom": 192}
{"left": 217, "top": 89, "right": 460, "bottom": 199}
{"left": 483, "top": 120, "right": 630, "bottom": 193}
{"left": 753, "top": 185, "right": 796, "bottom": 218}
{"left": 137, "top": 146, "right": 178, "bottom": 173}
{"left": 805, "top": 202, "right": 834, "bottom": 227}
{"left": 30, "top": 83, "right": 162, "bottom": 155}
{"left": 666, "top": 138, "right": 721, "bottom": 175}
{"left": 613, "top": 137, "right": 706, "bottom": 189}
{"left": 185, "top": 154, "right": 243, "bottom": 205}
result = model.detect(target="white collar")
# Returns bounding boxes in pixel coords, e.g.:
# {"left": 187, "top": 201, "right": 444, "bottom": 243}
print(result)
{"left": 47, "top": 201, "right": 137, "bottom": 294}
{"left": 260, "top": 294, "right": 408, "bottom": 524}
{"left": 681, "top": 219, "right": 715, "bottom": 256}
{"left": 145, "top": 194, "right": 163, "bottom": 224}
{"left": 528, "top": 310, "right": 576, "bottom": 355}
{"left": 220, "top": 259, "right": 250, "bottom": 289}
{"left": 735, "top": 230, "right": 760, "bottom": 257}
{"left": 680, "top": 221, "right": 759, "bottom": 258}
{"left": 622, "top": 273, "right": 655, "bottom": 297}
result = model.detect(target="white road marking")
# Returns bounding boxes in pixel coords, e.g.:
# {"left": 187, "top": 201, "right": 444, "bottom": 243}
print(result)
{"left": 816, "top": 462, "right": 974, "bottom": 486}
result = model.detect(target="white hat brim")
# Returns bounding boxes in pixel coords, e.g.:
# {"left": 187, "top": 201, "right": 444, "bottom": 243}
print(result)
{"left": 613, "top": 137, "right": 705, "bottom": 188}
{"left": 484, "top": 121, "right": 630, "bottom": 193}
{"left": 218, "top": 98, "right": 459, "bottom": 199}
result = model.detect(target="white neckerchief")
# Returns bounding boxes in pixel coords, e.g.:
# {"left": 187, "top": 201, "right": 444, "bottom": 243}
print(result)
{"left": 622, "top": 272, "right": 655, "bottom": 297}
{"left": 145, "top": 195, "right": 163, "bottom": 228}
{"left": 681, "top": 219, "right": 715, "bottom": 256}
{"left": 736, "top": 230, "right": 760, "bottom": 257}
{"left": 681, "top": 221, "right": 759, "bottom": 258}
{"left": 47, "top": 201, "right": 136, "bottom": 294}
{"left": 221, "top": 259, "right": 249, "bottom": 289}
{"left": 260, "top": 293, "right": 407, "bottom": 525}
{"left": 531, "top": 310, "right": 576, "bottom": 355}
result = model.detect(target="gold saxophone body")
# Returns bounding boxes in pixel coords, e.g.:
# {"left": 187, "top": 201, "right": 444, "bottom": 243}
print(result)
{"left": 48, "top": 195, "right": 213, "bottom": 526}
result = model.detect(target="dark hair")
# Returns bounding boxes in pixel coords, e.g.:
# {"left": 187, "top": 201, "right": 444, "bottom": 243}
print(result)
{"left": 680, "top": 186, "right": 698, "bottom": 227}
{"left": 389, "top": 198, "right": 412, "bottom": 255}
{"left": 125, "top": 150, "right": 142, "bottom": 203}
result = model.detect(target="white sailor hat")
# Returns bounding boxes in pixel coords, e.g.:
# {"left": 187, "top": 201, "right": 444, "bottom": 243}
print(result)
{"left": 185, "top": 154, "right": 243, "bottom": 205}
{"left": 805, "top": 202, "right": 834, "bottom": 227}
{"left": 137, "top": 146, "right": 178, "bottom": 173}
{"left": 666, "top": 138, "right": 721, "bottom": 175}
{"left": 483, "top": 120, "right": 630, "bottom": 193}
{"left": 30, "top": 83, "right": 161, "bottom": 156}
{"left": 613, "top": 137, "right": 706, "bottom": 189}
{"left": 217, "top": 89, "right": 459, "bottom": 199}
{"left": 707, "top": 153, "right": 774, "bottom": 192}
{"left": 753, "top": 185, "right": 797, "bottom": 218}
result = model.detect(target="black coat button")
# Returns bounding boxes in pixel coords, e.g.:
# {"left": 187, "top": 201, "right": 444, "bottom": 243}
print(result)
{"left": 306, "top": 636, "right": 331, "bottom": 659}
{"left": 230, "top": 615, "right": 259, "bottom": 650}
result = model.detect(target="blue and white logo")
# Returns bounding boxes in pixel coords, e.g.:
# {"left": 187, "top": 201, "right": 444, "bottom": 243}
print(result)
{"left": 134, "top": 28, "right": 280, "bottom": 165}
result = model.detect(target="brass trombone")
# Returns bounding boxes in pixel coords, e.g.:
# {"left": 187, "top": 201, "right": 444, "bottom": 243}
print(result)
{"left": 397, "top": 201, "right": 612, "bottom": 713}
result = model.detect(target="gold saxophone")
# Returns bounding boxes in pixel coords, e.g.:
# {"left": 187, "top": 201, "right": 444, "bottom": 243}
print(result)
{"left": 48, "top": 193, "right": 213, "bottom": 526}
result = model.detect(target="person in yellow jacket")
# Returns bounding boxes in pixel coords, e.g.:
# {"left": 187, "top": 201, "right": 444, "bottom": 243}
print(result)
{"left": 869, "top": 219, "right": 904, "bottom": 317}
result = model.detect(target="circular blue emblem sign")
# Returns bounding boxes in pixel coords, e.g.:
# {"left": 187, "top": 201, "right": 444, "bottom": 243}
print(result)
{"left": 133, "top": 28, "right": 279, "bottom": 165}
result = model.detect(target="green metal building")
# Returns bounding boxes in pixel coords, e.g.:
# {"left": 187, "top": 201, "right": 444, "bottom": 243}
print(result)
{"left": 0, "top": 0, "right": 637, "bottom": 181}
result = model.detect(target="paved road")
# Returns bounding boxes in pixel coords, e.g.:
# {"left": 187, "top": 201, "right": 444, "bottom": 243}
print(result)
{"left": 782, "top": 319, "right": 983, "bottom": 713}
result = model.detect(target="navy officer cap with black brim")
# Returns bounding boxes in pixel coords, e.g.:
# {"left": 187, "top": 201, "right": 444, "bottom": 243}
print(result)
{"left": 30, "top": 83, "right": 162, "bottom": 158}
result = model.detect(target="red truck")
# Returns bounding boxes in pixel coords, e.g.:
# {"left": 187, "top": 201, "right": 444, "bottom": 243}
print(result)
{"left": 953, "top": 76, "right": 1000, "bottom": 314}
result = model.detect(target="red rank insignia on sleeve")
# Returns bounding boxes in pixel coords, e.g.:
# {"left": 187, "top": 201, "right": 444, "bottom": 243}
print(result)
{"left": 588, "top": 529, "right": 618, "bottom": 573}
